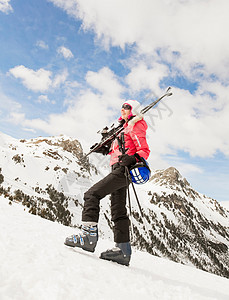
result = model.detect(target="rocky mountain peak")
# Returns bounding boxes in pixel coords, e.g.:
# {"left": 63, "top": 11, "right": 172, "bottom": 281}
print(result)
{"left": 21, "top": 135, "right": 92, "bottom": 173}
{"left": 27, "top": 135, "right": 83, "bottom": 159}
{"left": 150, "top": 167, "right": 190, "bottom": 189}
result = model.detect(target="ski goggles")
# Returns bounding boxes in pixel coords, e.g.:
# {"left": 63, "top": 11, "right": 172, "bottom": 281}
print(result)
{"left": 122, "top": 104, "right": 132, "bottom": 110}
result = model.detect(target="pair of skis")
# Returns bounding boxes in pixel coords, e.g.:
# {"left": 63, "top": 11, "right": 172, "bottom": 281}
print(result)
{"left": 85, "top": 87, "right": 172, "bottom": 157}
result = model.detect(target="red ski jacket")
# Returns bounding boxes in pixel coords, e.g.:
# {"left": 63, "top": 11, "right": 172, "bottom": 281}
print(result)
{"left": 109, "top": 116, "right": 150, "bottom": 166}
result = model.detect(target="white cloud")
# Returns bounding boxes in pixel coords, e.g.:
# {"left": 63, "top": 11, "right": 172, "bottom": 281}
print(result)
{"left": 8, "top": 112, "right": 25, "bottom": 125}
{"left": 125, "top": 62, "right": 169, "bottom": 94}
{"left": 22, "top": 127, "right": 36, "bottom": 133}
{"left": 37, "top": 95, "right": 50, "bottom": 103}
{"left": 9, "top": 66, "right": 52, "bottom": 92}
{"left": 6, "top": 66, "right": 229, "bottom": 160}
{"left": 9, "top": 66, "right": 69, "bottom": 93}
{"left": 0, "top": 91, "right": 21, "bottom": 114}
{"left": 9, "top": 67, "right": 125, "bottom": 149}
{"left": 86, "top": 67, "right": 124, "bottom": 98}
{"left": 145, "top": 84, "right": 229, "bottom": 160}
{"left": 4, "top": 0, "right": 229, "bottom": 174}
{"left": 52, "top": 69, "right": 69, "bottom": 88}
{"left": 57, "top": 46, "right": 74, "bottom": 59}
{"left": 47, "top": 0, "right": 229, "bottom": 160}
{"left": 36, "top": 40, "right": 49, "bottom": 50}
{"left": 0, "top": 86, "right": 22, "bottom": 125}
{"left": 37, "top": 95, "right": 56, "bottom": 105}
{"left": 0, "top": 0, "right": 13, "bottom": 14}
{"left": 20, "top": 92, "right": 113, "bottom": 146}
{"left": 50, "top": 0, "right": 229, "bottom": 82}
{"left": 37, "top": 95, "right": 56, "bottom": 104}
{"left": 1, "top": 0, "right": 227, "bottom": 199}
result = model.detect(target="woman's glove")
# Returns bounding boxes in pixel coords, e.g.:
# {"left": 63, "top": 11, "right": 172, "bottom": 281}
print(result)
{"left": 118, "top": 154, "right": 136, "bottom": 166}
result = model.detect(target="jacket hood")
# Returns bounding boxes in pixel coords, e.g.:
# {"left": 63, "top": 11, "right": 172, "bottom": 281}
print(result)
{"left": 124, "top": 100, "right": 141, "bottom": 115}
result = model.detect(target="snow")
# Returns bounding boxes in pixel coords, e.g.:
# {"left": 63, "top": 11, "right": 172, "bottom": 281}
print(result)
{"left": 220, "top": 201, "right": 229, "bottom": 211}
{"left": 0, "top": 197, "right": 229, "bottom": 300}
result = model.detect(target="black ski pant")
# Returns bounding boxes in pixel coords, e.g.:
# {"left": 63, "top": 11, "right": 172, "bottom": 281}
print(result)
{"left": 82, "top": 163, "right": 130, "bottom": 243}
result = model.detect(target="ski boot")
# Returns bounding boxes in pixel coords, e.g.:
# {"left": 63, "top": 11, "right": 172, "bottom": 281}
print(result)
{"left": 100, "top": 242, "right": 131, "bottom": 266}
{"left": 64, "top": 224, "right": 98, "bottom": 253}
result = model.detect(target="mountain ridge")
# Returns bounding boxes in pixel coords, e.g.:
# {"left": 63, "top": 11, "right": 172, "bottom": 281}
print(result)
{"left": 0, "top": 131, "right": 228, "bottom": 278}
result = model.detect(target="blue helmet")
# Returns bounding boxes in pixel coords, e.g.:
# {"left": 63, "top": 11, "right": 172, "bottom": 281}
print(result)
{"left": 129, "top": 158, "right": 151, "bottom": 184}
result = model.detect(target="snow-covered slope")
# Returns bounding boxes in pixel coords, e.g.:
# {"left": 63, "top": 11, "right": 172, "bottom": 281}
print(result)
{"left": 0, "top": 131, "right": 229, "bottom": 279}
{"left": 0, "top": 197, "right": 229, "bottom": 300}
{"left": 221, "top": 201, "right": 229, "bottom": 210}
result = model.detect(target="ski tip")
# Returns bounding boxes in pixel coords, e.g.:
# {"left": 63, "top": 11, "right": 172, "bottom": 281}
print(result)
{"left": 166, "top": 86, "right": 172, "bottom": 92}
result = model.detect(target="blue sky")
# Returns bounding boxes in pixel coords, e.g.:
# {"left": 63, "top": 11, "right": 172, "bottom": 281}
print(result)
{"left": 1, "top": 0, "right": 229, "bottom": 202}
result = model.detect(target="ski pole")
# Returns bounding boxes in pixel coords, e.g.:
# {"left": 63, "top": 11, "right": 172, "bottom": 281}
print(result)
{"left": 118, "top": 132, "right": 135, "bottom": 243}
{"left": 130, "top": 181, "right": 151, "bottom": 243}
{"left": 125, "top": 167, "right": 135, "bottom": 244}
{"left": 119, "top": 132, "right": 150, "bottom": 243}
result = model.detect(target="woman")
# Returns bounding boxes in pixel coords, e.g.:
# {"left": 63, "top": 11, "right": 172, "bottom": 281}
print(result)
{"left": 65, "top": 100, "right": 150, "bottom": 266}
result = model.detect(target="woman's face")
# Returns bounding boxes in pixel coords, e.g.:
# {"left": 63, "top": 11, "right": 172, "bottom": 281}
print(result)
{"left": 121, "top": 104, "right": 132, "bottom": 121}
{"left": 121, "top": 108, "right": 131, "bottom": 120}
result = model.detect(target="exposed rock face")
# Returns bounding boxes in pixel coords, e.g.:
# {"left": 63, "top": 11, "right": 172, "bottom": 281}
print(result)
{"left": 33, "top": 137, "right": 83, "bottom": 158}
{"left": 151, "top": 167, "right": 199, "bottom": 199}
{"left": 30, "top": 136, "right": 92, "bottom": 172}
{"left": 151, "top": 167, "right": 191, "bottom": 190}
